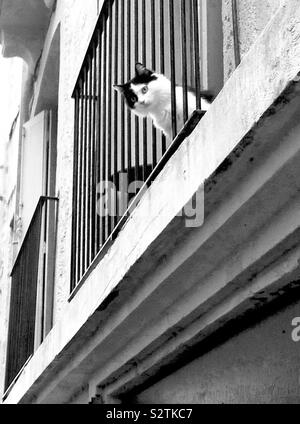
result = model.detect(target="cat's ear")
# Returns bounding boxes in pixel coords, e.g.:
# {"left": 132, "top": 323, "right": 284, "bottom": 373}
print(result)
{"left": 113, "top": 84, "right": 125, "bottom": 93}
{"left": 135, "top": 63, "right": 153, "bottom": 77}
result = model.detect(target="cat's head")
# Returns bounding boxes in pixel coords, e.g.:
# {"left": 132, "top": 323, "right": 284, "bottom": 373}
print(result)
{"left": 113, "top": 63, "right": 160, "bottom": 116}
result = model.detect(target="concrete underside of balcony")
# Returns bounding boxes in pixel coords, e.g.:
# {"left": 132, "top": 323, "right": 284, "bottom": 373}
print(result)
{"left": 3, "top": 0, "right": 300, "bottom": 404}
{"left": 0, "top": 0, "right": 53, "bottom": 70}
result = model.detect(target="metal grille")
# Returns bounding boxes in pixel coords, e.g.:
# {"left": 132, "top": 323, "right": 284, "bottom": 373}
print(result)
{"left": 4, "top": 196, "right": 58, "bottom": 392}
{"left": 71, "top": 0, "right": 204, "bottom": 292}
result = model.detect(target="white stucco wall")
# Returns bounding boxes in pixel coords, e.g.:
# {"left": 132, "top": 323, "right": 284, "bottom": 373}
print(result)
{"left": 137, "top": 299, "right": 300, "bottom": 403}
{"left": 223, "top": 0, "right": 281, "bottom": 80}
{"left": 0, "top": 56, "right": 22, "bottom": 397}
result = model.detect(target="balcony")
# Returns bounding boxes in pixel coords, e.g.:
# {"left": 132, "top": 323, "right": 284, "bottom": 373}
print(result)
{"left": 4, "top": 196, "right": 58, "bottom": 395}
{"left": 70, "top": 0, "right": 222, "bottom": 294}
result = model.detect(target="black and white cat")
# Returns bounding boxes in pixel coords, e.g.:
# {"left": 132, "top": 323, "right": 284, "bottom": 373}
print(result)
{"left": 113, "top": 63, "right": 213, "bottom": 139}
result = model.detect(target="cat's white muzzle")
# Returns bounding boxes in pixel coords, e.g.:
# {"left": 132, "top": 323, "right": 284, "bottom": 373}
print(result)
{"left": 134, "top": 102, "right": 149, "bottom": 116}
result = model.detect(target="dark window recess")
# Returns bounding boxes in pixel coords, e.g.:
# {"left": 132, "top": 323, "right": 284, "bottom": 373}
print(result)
{"left": 71, "top": 0, "right": 207, "bottom": 293}
{"left": 4, "top": 196, "right": 58, "bottom": 393}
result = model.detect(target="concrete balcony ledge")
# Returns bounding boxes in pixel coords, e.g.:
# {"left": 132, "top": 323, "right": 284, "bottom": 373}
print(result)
{"left": 3, "top": 0, "right": 300, "bottom": 404}
{"left": 0, "top": 0, "right": 52, "bottom": 70}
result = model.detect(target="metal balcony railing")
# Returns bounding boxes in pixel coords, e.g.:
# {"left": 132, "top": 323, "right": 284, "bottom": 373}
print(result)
{"left": 71, "top": 0, "right": 207, "bottom": 293}
{"left": 4, "top": 196, "right": 58, "bottom": 393}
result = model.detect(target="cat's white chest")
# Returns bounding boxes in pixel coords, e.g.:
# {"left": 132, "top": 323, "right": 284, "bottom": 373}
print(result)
{"left": 149, "top": 86, "right": 198, "bottom": 138}
{"left": 150, "top": 109, "right": 172, "bottom": 138}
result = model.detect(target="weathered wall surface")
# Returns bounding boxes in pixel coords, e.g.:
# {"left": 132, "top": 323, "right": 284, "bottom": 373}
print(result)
{"left": 52, "top": 0, "right": 100, "bottom": 323}
{"left": 223, "top": 0, "right": 281, "bottom": 80}
{"left": 68, "top": 386, "right": 89, "bottom": 404}
{"left": 137, "top": 300, "right": 300, "bottom": 404}
{"left": 0, "top": 57, "right": 23, "bottom": 396}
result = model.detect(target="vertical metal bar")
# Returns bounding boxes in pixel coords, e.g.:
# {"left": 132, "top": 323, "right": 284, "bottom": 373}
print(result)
{"left": 134, "top": 0, "right": 140, "bottom": 182}
{"left": 151, "top": 0, "right": 157, "bottom": 168}
{"left": 160, "top": 0, "right": 167, "bottom": 154}
{"left": 150, "top": 0, "right": 156, "bottom": 81}
{"left": 41, "top": 199, "right": 47, "bottom": 341}
{"left": 119, "top": 0, "right": 126, "bottom": 225}
{"left": 70, "top": 90, "right": 79, "bottom": 291}
{"left": 106, "top": 5, "right": 113, "bottom": 242}
{"left": 87, "top": 54, "right": 93, "bottom": 268}
{"left": 127, "top": 0, "right": 132, "bottom": 172}
{"left": 189, "top": 1, "right": 195, "bottom": 90}
{"left": 120, "top": 0, "right": 125, "bottom": 174}
{"left": 91, "top": 43, "right": 97, "bottom": 260}
{"left": 89, "top": 51, "right": 95, "bottom": 262}
{"left": 77, "top": 78, "right": 84, "bottom": 280}
{"left": 104, "top": 1, "right": 113, "bottom": 241}
{"left": 142, "top": 0, "right": 147, "bottom": 180}
{"left": 112, "top": 0, "right": 119, "bottom": 230}
{"left": 181, "top": 0, "right": 188, "bottom": 123}
{"left": 169, "top": 0, "right": 177, "bottom": 139}
{"left": 160, "top": 0, "right": 165, "bottom": 75}
{"left": 232, "top": 0, "right": 241, "bottom": 67}
{"left": 106, "top": 1, "right": 113, "bottom": 241}
{"left": 101, "top": 16, "right": 108, "bottom": 247}
{"left": 82, "top": 66, "right": 88, "bottom": 276}
{"left": 96, "top": 28, "right": 102, "bottom": 252}
{"left": 193, "top": 0, "right": 201, "bottom": 109}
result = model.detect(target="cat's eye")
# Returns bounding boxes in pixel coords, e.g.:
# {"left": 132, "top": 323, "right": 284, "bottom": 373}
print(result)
{"left": 142, "top": 86, "right": 148, "bottom": 94}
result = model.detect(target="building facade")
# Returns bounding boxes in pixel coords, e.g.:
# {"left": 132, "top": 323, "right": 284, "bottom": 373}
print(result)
{"left": 1, "top": 0, "right": 300, "bottom": 404}
{"left": 0, "top": 55, "right": 23, "bottom": 399}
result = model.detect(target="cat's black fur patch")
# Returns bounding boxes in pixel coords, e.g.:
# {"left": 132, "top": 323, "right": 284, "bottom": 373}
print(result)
{"left": 132, "top": 62, "right": 158, "bottom": 85}
{"left": 121, "top": 84, "right": 138, "bottom": 109}
{"left": 116, "top": 64, "right": 158, "bottom": 109}
{"left": 130, "top": 72, "right": 158, "bottom": 85}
